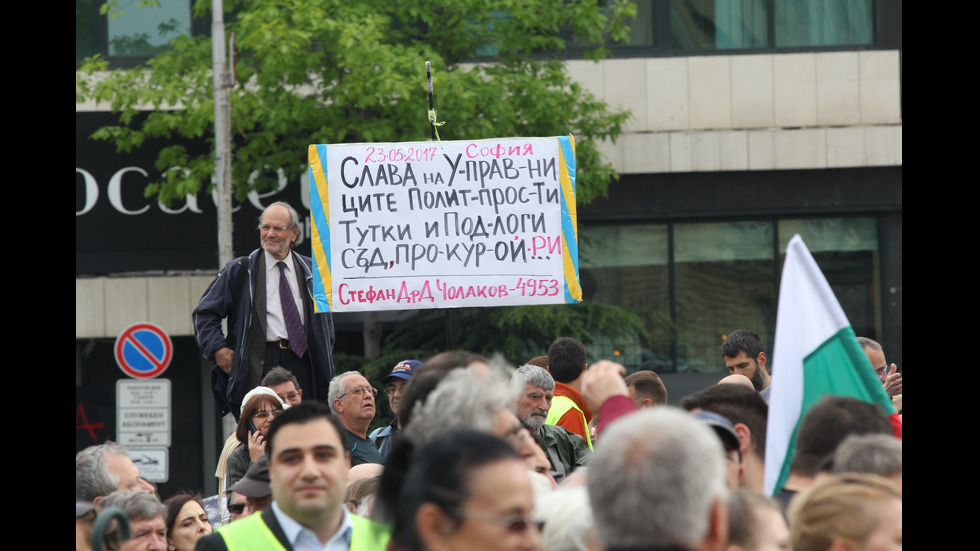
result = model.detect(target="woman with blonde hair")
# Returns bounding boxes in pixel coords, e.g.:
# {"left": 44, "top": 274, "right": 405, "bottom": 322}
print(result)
{"left": 788, "top": 472, "right": 901, "bottom": 551}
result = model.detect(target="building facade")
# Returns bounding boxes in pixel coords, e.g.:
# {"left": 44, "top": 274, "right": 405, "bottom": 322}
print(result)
{"left": 77, "top": 0, "right": 901, "bottom": 495}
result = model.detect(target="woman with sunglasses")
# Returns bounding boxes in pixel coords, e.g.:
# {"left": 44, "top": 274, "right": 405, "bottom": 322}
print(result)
{"left": 225, "top": 386, "right": 286, "bottom": 492}
{"left": 376, "top": 430, "right": 540, "bottom": 551}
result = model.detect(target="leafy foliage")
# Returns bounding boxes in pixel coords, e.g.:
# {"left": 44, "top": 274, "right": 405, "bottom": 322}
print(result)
{"left": 77, "top": 0, "right": 636, "bottom": 205}
{"left": 78, "top": 0, "right": 650, "bottom": 371}
{"left": 381, "top": 302, "right": 651, "bottom": 367}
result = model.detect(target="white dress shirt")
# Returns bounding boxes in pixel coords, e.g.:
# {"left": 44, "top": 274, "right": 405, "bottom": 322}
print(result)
{"left": 264, "top": 250, "right": 306, "bottom": 342}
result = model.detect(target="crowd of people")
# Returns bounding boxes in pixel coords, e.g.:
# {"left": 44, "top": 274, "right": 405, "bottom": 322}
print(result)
{"left": 76, "top": 336, "right": 901, "bottom": 551}
{"left": 77, "top": 203, "right": 901, "bottom": 550}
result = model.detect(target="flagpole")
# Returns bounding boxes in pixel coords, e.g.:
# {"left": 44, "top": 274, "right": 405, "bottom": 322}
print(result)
{"left": 425, "top": 61, "right": 456, "bottom": 350}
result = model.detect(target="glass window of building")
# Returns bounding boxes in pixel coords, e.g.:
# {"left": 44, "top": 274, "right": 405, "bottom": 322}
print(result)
{"left": 76, "top": 0, "right": 194, "bottom": 66}
{"left": 673, "top": 220, "right": 776, "bottom": 372}
{"left": 774, "top": 0, "right": 874, "bottom": 47}
{"left": 778, "top": 217, "right": 879, "bottom": 338}
{"left": 579, "top": 224, "right": 671, "bottom": 369}
{"left": 107, "top": 1, "right": 192, "bottom": 57}
{"left": 599, "top": 0, "right": 875, "bottom": 53}
{"left": 579, "top": 216, "right": 879, "bottom": 375}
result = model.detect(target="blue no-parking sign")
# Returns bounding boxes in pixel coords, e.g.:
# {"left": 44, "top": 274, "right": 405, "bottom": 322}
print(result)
{"left": 114, "top": 322, "right": 173, "bottom": 379}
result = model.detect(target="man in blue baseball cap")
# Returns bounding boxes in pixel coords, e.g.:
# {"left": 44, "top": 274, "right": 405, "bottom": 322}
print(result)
{"left": 691, "top": 409, "right": 743, "bottom": 490}
{"left": 369, "top": 359, "right": 420, "bottom": 458}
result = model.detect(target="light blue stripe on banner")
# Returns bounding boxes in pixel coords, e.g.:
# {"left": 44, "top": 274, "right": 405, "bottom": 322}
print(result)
{"left": 558, "top": 135, "right": 579, "bottom": 303}
{"left": 309, "top": 144, "right": 331, "bottom": 311}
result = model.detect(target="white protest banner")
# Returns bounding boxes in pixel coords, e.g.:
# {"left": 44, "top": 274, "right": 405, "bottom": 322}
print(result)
{"left": 307, "top": 136, "right": 582, "bottom": 312}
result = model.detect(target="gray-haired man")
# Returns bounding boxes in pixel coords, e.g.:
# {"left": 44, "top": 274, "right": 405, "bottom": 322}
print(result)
{"left": 588, "top": 408, "right": 729, "bottom": 551}
{"left": 511, "top": 364, "right": 591, "bottom": 483}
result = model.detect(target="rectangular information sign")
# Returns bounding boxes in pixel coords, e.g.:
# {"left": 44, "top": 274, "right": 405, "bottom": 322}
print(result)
{"left": 307, "top": 136, "right": 582, "bottom": 312}
{"left": 116, "top": 379, "right": 171, "bottom": 447}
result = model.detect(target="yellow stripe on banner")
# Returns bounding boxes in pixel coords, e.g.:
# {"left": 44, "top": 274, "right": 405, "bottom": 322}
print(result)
{"left": 558, "top": 136, "right": 582, "bottom": 302}
{"left": 308, "top": 145, "right": 332, "bottom": 309}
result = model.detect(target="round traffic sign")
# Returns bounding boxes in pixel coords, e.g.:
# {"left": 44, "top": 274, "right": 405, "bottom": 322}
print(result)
{"left": 114, "top": 322, "right": 173, "bottom": 379}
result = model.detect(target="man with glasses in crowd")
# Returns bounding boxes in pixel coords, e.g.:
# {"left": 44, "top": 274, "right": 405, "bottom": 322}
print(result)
{"left": 261, "top": 366, "right": 304, "bottom": 406}
{"left": 857, "top": 336, "right": 903, "bottom": 400}
{"left": 194, "top": 201, "right": 336, "bottom": 420}
{"left": 369, "top": 360, "right": 420, "bottom": 459}
{"left": 329, "top": 371, "right": 384, "bottom": 466}
{"left": 228, "top": 455, "right": 274, "bottom": 523}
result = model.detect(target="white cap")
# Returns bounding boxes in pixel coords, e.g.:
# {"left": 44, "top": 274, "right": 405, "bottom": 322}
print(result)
{"left": 240, "top": 386, "right": 288, "bottom": 416}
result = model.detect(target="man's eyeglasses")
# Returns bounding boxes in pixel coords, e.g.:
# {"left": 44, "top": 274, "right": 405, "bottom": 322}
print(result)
{"left": 259, "top": 224, "right": 291, "bottom": 233}
{"left": 873, "top": 366, "right": 888, "bottom": 377}
{"left": 446, "top": 506, "right": 537, "bottom": 534}
{"left": 339, "top": 386, "right": 377, "bottom": 400}
{"left": 253, "top": 409, "right": 284, "bottom": 419}
{"left": 279, "top": 392, "right": 301, "bottom": 402}
{"left": 227, "top": 503, "right": 246, "bottom": 515}
{"left": 385, "top": 385, "right": 405, "bottom": 396}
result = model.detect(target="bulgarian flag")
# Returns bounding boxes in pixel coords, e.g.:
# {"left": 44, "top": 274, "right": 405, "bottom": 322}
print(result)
{"left": 764, "top": 235, "right": 901, "bottom": 497}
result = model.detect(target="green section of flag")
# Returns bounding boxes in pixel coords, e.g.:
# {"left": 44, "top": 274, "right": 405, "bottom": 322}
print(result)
{"left": 770, "top": 326, "right": 895, "bottom": 493}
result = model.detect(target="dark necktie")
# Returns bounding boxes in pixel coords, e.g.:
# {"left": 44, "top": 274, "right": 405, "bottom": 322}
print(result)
{"left": 277, "top": 261, "right": 307, "bottom": 357}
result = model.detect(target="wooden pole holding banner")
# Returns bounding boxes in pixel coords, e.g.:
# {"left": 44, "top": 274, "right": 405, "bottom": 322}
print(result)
{"left": 426, "top": 61, "right": 437, "bottom": 141}
{"left": 426, "top": 61, "right": 456, "bottom": 350}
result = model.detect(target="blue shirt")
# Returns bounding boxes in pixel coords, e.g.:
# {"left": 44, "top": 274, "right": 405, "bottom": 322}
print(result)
{"left": 271, "top": 501, "right": 352, "bottom": 551}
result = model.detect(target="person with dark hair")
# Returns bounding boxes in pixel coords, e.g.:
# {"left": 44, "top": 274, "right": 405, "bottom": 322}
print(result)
{"left": 773, "top": 395, "right": 894, "bottom": 514}
{"left": 229, "top": 455, "right": 274, "bottom": 520}
{"left": 194, "top": 201, "right": 336, "bottom": 420}
{"left": 544, "top": 337, "right": 594, "bottom": 449}
{"left": 225, "top": 492, "right": 248, "bottom": 524}
{"left": 721, "top": 329, "right": 772, "bottom": 402}
{"left": 692, "top": 410, "right": 744, "bottom": 490}
{"left": 375, "top": 430, "right": 540, "bottom": 551}
{"left": 680, "top": 383, "right": 769, "bottom": 492}
{"left": 261, "top": 366, "right": 304, "bottom": 405}
{"left": 624, "top": 369, "right": 668, "bottom": 408}
{"left": 162, "top": 493, "right": 212, "bottom": 551}
{"left": 197, "top": 401, "right": 389, "bottom": 551}
{"left": 225, "top": 387, "right": 286, "bottom": 493}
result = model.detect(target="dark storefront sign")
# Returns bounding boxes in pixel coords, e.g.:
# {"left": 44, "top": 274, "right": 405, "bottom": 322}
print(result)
{"left": 76, "top": 111, "right": 315, "bottom": 275}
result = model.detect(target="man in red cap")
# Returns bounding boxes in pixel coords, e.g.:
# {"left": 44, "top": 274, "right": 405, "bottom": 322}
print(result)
{"left": 369, "top": 359, "right": 420, "bottom": 458}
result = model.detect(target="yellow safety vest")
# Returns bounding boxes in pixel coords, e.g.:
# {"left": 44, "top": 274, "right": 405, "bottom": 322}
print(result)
{"left": 217, "top": 511, "right": 390, "bottom": 551}
{"left": 545, "top": 395, "right": 593, "bottom": 450}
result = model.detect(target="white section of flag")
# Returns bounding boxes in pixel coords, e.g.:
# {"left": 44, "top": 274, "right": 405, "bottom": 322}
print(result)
{"left": 763, "top": 234, "right": 851, "bottom": 496}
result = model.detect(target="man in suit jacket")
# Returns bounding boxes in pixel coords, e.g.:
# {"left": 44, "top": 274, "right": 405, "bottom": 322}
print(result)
{"left": 194, "top": 201, "right": 336, "bottom": 419}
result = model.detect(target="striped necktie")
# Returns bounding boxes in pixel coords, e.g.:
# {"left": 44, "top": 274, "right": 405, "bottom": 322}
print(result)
{"left": 277, "top": 261, "right": 307, "bottom": 357}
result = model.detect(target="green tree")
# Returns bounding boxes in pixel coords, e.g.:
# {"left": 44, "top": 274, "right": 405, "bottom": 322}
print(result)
{"left": 76, "top": 0, "right": 635, "bottom": 205}
{"left": 379, "top": 303, "right": 653, "bottom": 368}
{"left": 77, "top": 0, "right": 657, "bottom": 367}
